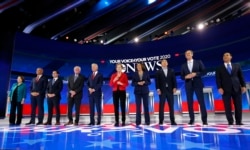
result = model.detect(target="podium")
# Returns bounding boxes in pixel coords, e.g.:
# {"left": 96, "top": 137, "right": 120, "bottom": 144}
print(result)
{"left": 203, "top": 87, "right": 214, "bottom": 112}
{"left": 245, "top": 83, "right": 250, "bottom": 109}
{"left": 174, "top": 89, "right": 182, "bottom": 113}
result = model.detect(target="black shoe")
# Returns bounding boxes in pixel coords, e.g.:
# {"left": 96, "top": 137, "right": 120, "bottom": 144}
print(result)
{"left": 25, "top": 122, "right": 35, "bottom": 125}
{"left": 203, "top": 122, "right": 208, "bottom": 125}
{"left": 74, "top": 122, "right": 78, "bottom": 126}
{"left": 114, "top": 122, "right": 119, "bottom": 127}
{"left": 96, "top": 122, "right": 101, "bottom": 125}
{"left": 171, "top": 122, "right": 177, "bottom": 125}
{"left": 9, "top": 123, "right": 16, "bottom": 126}
{"left": 236, "top": 122, "right": 244, "bottom": 125}
{"left": 122, "top": 122, "right": 125, "bottom": 126}
{"left": 64, "top": 121, "right": 73, "bottom": 126}
{"left": 36, "top": 122, "right": 43, "bottom": 125}
{"left": 188, "top": 121, "right": 194, "bottom": 125}
{"left": 88, "top": 123, "right": 94, "bottom": 126}
{"left": 43, "top": 122, "right": 52, "bottom": 125}
{"left": 159, "top": 121, "right": 163, "bottom": 125}
{"left": 55, "top": 122, "right": 60, "bottom": 125}
{"left": 228, "top": 122, "right": 234, "bottom": 125}
{"left": 145, "top": 123, "right": 150, "bottom": 126}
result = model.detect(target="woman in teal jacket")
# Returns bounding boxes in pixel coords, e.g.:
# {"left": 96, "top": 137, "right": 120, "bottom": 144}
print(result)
{"left": 8, "top": 76, "right": 27, "bottom": 125}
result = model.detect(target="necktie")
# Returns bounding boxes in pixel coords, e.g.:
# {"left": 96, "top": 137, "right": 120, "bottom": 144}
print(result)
{"left": 35, "top": 76, "right": 39, "bottom": 82}
{"left": 52, "top": 79, "right": 55, "bottom": 85}
{"left": 74, "top": 75, "right": 78, "bottom": 82}
{"left": 91, "top": 72, "right": 95, "bottom": 79}
{"left": 188, "top": 62, "right": 192, "bottom": 72}
{"left": 227, "top": 63, "right": 232, "bottom": 74}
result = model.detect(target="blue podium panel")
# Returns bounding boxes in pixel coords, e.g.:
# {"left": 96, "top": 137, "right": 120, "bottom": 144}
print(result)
{"left": 203, "top": 87, "right": 214, "bottom": 112}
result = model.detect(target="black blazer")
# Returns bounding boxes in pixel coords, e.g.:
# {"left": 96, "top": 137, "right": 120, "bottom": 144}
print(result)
{"left": 216, "top": 63, "right": 246, "bottom": 92}
{"left": 30, "top": 75, "right": 48, "bottom": 96}
{"left": 131, "top": 71, "right": 151, "bottom": 94}
{"left": 180, "top": 59, "right": 205, "bottom": 88}
{"left": 47, "top": 78, "right": 63, "bottom": 99}
{"left": 67, "top": 74, "right": 84, "bottom": 99}
{"left": 86, "top": 72, "right": 103, "bottom": 97}
{"left": 155, "top": 68, "right": 177, "bottom": 93}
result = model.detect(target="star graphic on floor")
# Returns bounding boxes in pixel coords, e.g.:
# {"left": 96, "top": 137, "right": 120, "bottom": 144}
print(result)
{"left": 169, "top": 140, "right": 215, "bottom": 150}
{"left": 14, "top": 138, "right": 51, "bottom": 145}
{"left": 86, "top": 139, "right": 123, "bottom": 148}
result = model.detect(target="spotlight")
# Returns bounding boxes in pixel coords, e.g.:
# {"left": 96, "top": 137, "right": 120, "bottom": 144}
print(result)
{"left": 134, "top": 37, "right": 139, "bottom": 43}
{"left": 197, "top": 23, "right": 204, "bottom": 30}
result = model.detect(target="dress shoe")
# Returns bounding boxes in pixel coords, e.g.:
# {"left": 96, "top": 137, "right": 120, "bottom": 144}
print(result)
{"left": 236, "top": 122, "right": 244, "bottom": 125}
{"left": 96, "top": 122, "right": 101, "bottom": 125}
{"left": 114, "top": 122, "right": 119, "bottom": 127}
{"left": 159, "top": 122, "right": 163, "bottom": 125}
{"left": 43, "top": 122, "right": 52, "bottom": 125}
{"left": 188, "top": 121, "right": 194, "bottom": 125}
{"left": 25, "top": 122, "right": 35, "bottom": 125}
{"left": 145, "top": 123, "right": 150, "bottom": 126}
{"left": 203, "top": 122, "right": 208, "bottom": 125}
{"left": 55, "top": 122, "right": 60, "bottom": 125}
{"left": 64, "top": 121, "right": 73, "bottom": 126}
{"left": 74, "top": 122, "right": 78, "bottom": 126}
{"left": 9, "top": 123, "right": 16, "bottom": 126}
{"left": 122, "top": 122, "right": 125, "bottom": 126}
{"left": 36, "top": 122, "right": 43, "bottom": 125}
{"left": 88, "top": 123, "right": 94, "bottom": 126}
{"left": 228, "top": 122, "right": 234, "bottom": 125}
{"left": 171, "top": 122, "right": 177, "bottom": 125}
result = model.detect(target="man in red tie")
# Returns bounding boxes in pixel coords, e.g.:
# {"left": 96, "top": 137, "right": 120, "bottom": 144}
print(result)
{"left": 87, "top": 63, "right": 103, "bottom": 125}
{"left": 26, "top": 67, "right": 48, "bottom": 125}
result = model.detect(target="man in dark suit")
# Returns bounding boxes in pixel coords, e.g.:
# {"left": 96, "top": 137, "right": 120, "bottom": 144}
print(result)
{"left": 26, "top": 67, "right": 48, "bottom": 125}
{"left": 87, "top": 63, "right": 103, "bottom": 125}
{"left": 64, "top": 66, "right": 84, "bottom": 126}
{"left": 180, "top": 50, "right": 207, "bottom": 125}
{"left": 216, "top": 52, "right": 246, "bottom": 125}
{"left": 155, "top": 59, "right": 177, "bottom": 125}
{"left": 44, "top": 70, "right": 63, "bottom": 125}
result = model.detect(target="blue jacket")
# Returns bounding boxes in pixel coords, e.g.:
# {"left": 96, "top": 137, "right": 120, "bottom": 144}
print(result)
{"left": 9, "top": 83, "right": 27, "bottom": 102}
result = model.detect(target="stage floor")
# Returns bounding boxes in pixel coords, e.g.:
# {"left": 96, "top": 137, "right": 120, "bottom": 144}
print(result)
{"left": 1, "top": 113, "right": 250, "bottom": 150}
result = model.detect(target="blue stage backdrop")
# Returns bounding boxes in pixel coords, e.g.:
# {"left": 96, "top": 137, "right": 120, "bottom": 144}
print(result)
{"left": 6, "top": 14, "right": 250, "bottom": 115}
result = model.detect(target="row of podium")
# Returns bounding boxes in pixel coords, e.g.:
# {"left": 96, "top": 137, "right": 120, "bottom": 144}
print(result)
{"left": 6, "top": 84, "right": 250, "bottom": 116}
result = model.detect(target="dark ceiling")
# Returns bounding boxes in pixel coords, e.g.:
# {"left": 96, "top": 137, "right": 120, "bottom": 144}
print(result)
{"left": 1, "top": 0, "right": 249, "bottom": 45}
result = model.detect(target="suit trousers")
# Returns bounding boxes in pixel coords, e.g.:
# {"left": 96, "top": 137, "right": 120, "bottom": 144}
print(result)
{"left": 113, "top": 90, "right": 126, "bottom": 123}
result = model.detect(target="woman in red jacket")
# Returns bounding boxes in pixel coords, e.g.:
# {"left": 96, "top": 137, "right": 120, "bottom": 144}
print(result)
{"left": 109, "top": 63, "right": 129, "bottom": 126}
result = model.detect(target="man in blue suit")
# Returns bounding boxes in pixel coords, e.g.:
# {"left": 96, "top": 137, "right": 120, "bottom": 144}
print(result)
{"left": 181, "top": 50, "right": 207, "bottom": 125}
{"left": 26, "top": 67, "right": 48, "bottom": 125}
{"left": 216, "top": 52, "right": 246, "bottom": 125}
{"left": 155, "top": 59, "right": 177, "bottom": 125}
{"left": 87, "top": 63, "right": 103, "bottom": 125}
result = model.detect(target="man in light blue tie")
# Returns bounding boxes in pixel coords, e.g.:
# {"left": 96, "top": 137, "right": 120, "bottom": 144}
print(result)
{"left": 216, "top": 52, "right": 246, "bottom": 125}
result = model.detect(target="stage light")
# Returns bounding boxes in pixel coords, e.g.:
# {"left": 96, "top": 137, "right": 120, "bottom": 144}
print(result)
{"left": 175, "top": 53, "right": 180, "bottom": 57}
{"left": 164, "top": 31, "right": 168, "bottom": 35}
{"left": 216, "top": 18, "right": 220, "bottom": 22}
{"left": 134, "top": 37, "right": 139, "bottom": 43}
{"left": 100, "top": 40, "right": 104, "bottom": 44}
{"left": 100, "top": 60, "right": 105, "bottom": 64}
{"left": 65, "top": 36, "right": 69, "bottom": 40}
{"left": 74, "top": 39, "right": 77, "bottom": 42}
{"left": 197, "top": 23, "right": 204, "bottom": 30}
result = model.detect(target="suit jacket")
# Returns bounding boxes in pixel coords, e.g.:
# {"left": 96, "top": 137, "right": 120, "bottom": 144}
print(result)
{"left": 9, "top": 83, "right": 27, "bottom": 102}
{"left": 47, "top": 78, "right": 63, "bottom": 99}
{"left": 155, "top": 68, "right": 177, "bottom": 93}
{"left": 87, "top": 72, "right": 103, "bottom": 97}
{"left": 180, "top": 59, "right": 205, "bottom": 88}
{"left": 216, "top": 63, "right": 246, "bottom": 92}
{"left": 30, "top": 75, "right": 48, "bottom": 96}
{"left": 109, "top": 72, "right": 129, "bottom": 91}
{"left": 68, "top": 74, "right": 84, "bottom": 99}
{"left": 131, "top": 71, "right": 151, "bottom": 94}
